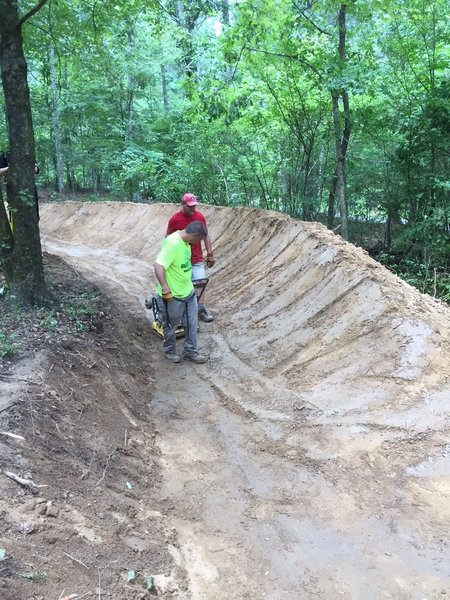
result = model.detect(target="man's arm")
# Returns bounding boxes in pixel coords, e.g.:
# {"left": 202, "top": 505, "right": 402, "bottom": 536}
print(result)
{"left": 154, "top": 263, "right": 170, "bottom": 293}
{"left": 204, "top": 234, "right": 213, "bottom": 255}
{"left": 0, "top": 166, "right": 8, "bottom": 177}
{"left": 198, "top": 213, "right": 213, "bottom": 256}
{"left": 204, "top": 232, "right": 215, "bottom": 267}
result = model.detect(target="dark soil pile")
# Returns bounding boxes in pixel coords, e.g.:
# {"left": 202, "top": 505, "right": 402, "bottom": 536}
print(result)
{"left": 0, "top": 255, "right": 181, "bottom": 599}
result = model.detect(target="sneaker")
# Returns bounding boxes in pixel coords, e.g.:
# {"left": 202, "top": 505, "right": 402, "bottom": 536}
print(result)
{"left": 165, "top": 352, "right": 181, "bottom": 363}
{"left": 198, "top": 306, "right": 214, "bottom": 322}
{"left": 183, "top": 352, "right": 208, "bottom": 364}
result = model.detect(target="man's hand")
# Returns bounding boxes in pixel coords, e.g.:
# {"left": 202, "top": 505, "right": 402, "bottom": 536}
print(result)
{"left": 206, "top": 253, "right": 215, "bottom": 268}
{"left": 162, "top": 289, "right": 173, "bottom": 301}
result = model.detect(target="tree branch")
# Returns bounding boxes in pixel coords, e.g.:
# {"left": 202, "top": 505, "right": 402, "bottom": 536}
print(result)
{"left": 229, "top": 46, "right": 245, "bottom": 84}
{"left": 293, "top": 2, "right": 331, "bottom": 36}
{"left": 245, "top": 46, "right": 322, "bottom": 79}
{"left": 18, "top": 0, "right": 50, "bottom": 27}
{"left": 152, "top": 0, "right": 178, "bottom": 23}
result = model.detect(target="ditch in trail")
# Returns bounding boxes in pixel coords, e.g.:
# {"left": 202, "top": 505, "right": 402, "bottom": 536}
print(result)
{"left": 39, "top": 201, "right": 450, "bottom": 599}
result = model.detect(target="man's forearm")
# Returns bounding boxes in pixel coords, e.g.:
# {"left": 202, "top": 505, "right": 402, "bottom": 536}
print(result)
{"left": 205, "top": 235, "right": 213, "bottom": 255}
{"left": 154, "top": 263, "right": 170, "bottom": 292}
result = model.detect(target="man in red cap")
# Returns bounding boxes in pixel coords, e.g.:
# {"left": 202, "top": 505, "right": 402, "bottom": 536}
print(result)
{"left": 166, "top": 192, "right": 215, "bottom": 322}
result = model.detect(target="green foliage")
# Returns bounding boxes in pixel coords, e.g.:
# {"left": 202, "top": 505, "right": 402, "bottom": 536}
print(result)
{"left": 376, "top": 200, "right": 450, "bottom": 301}
{"left": 39, "top": 312, "right": 58, "bottom": 332}
{"left": 0, "top": 262, "right": 104, "bottom": 361}
{"left": 379, "top": 251, "right": 450, "bottom": 302}
{"left": 58, "top": 287, "right": 102, "bottom": 332}
{"left": 66, "top": 290, "right": 100, "bottom": 318}
{"left": 1, "top": 0, "right": 448, "bottom": 301}
{"left": 0, "top": 330, "right": 16, "bottom": 357}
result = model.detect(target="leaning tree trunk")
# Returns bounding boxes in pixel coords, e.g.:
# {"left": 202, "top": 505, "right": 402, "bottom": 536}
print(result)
{"left": 0, "top": 0, "right": 46, "bottom": 304}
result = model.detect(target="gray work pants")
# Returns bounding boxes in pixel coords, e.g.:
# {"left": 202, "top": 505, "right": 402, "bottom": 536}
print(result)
{"left": 156, "top": 291, "right": 198, "bottom": 355}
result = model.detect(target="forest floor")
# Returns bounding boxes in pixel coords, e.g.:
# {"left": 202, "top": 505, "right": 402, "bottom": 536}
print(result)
{"left": 0, "top": 200, "right": 449, "bottom": 599}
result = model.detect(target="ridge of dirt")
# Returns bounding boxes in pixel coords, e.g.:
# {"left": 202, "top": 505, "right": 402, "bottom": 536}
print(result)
{"left": 39, "top": 201, "right": 450, "bottom": 420}
{"left": 0, "top": 256, "right": 186, "bottom": 599}
{"left": 12, "top": 201, "right": 450, "bottom": 599}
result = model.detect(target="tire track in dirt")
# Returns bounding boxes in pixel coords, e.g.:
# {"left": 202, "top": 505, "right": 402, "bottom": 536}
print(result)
{"left": 40, "top": 201, "right": 450, "bottom": 599}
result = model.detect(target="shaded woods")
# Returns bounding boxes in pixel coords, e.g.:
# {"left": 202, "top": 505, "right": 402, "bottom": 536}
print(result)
{"left": 1, "top": 0, "right": 449, "bottom": 302}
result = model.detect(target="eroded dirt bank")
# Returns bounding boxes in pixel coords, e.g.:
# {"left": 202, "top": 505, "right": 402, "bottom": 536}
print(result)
{"left": 37, "top": 201, "right": 450, "bottom": 599}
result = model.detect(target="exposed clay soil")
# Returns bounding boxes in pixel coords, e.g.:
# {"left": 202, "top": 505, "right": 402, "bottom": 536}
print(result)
{"left": 1, "top": 200, "right": 450, "bottom": 599}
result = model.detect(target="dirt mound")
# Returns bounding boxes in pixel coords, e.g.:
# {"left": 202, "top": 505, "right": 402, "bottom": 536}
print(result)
{"left": 0, "top": 256, "right": 182, "bottom": 599}
{"left": 41, "top": 201, "right": 450, "bottom": 418}
{"left": 26, "top": 201, "right": 450, "bottom": 598}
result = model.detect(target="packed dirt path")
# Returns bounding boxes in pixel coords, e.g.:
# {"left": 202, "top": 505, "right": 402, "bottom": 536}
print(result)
{"left": 40, "top": 201, "right": 450, "bottom": 599}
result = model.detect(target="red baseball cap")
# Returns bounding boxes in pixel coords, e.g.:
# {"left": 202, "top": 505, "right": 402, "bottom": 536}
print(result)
{"left": 182, "top": 193, "right": 198, "bottom": 206}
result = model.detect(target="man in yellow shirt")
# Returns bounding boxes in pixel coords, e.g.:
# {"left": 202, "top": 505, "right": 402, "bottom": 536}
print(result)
{"left": 154, "top": 221, "right": 208, "bottom": 364}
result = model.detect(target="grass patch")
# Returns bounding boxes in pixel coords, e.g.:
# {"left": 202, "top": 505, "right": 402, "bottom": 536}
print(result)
{"left": 0, "top": 255, "right": 105, "bottom": 363}
{"left": 0, "top": 330, "right": 17, "bottom": 357}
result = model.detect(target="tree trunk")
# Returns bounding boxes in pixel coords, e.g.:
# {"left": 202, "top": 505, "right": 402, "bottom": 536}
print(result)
{"left": 161, "top": 64, "right": 169, "bottom": 111}
{"left": 428, "top": 4, "right": 437, "bottom": 211}
{"left": 222, "top": 0, "right": 230, "bottom": 24}
{"left": 327, "top": 172, "right": 338, "bottom": 229}
{"left": 0, "top": 0, "right": 46, "bottom": 304}
{"left": 302, "top": 141, "right": 313, "bottom": 220}
{"left": 328, "top": 4, "right": 350, "bottom": 239}
{"left": 49, "top": 44, "right": 64, "bottom": 197}
{"left": 327, "top": 91, "right": 351, "bottom": 230}
{"left": 174, "top": 0, "right": 196, "bottom": 93}
{"left": 331, "top": 91, "right": 347, "bottom": 239}
{"left": 125, "top": 27, "right": 136, "bottom": 142}
{"left": 386, "top": 214, "right": 392, "bottom": 250}
{"left": 221, "top": 0, "right": 234, "bottom": 82}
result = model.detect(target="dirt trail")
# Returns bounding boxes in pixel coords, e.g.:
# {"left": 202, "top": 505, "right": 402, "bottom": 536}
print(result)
{"left": 40, "top": 201, "right": 450, "bottom": 599}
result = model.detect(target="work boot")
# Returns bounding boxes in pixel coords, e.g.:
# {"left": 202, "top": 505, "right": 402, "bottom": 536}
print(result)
{"left": 165, "top": 352, "right": 181, "bottom": 363}
{"left": 198, "top": 306, "right": 214, "bottom": 322}
{"left": 183, "top": 352, "right": 208, "bottom": 364}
